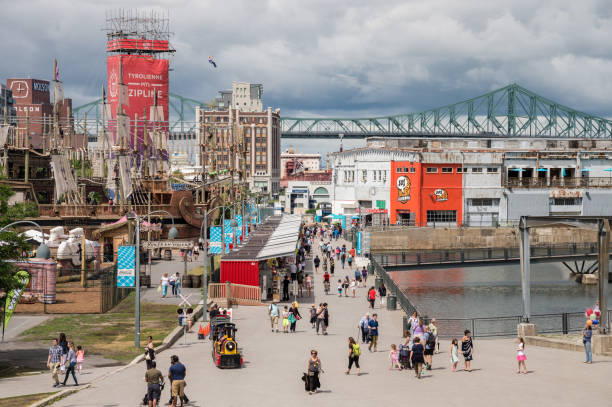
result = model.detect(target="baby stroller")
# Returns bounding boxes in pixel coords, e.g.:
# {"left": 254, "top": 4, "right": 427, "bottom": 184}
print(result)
{"left": 398, "top": 344, "right": 411, "bottom": 370}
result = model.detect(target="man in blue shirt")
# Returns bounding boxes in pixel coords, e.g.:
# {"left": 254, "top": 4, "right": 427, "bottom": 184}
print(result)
{"left": 368, "top": 314, "right": 379, "bottom": 352}
{"left": 168, "top": 355, "right": 187, "bottom": 407}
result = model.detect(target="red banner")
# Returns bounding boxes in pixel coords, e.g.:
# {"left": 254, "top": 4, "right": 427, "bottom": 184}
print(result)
{"left": 106, "top": 39, "right": 169, "bottom": 52}
{"left": 107, "top": 55, "right": 169, "bottom": 149}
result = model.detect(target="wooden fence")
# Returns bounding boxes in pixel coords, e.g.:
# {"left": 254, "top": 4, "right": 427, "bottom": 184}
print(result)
{"left": 209, "top": 282, "right": 262, "bottom": 306}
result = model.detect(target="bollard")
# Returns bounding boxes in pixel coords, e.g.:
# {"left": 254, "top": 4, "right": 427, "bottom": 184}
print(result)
{"left": 387, "top": 295, "right": 397, "bottom": 310}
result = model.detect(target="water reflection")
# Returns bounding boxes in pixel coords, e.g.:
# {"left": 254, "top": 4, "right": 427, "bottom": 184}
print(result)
{"left": 389, "top": 262, "right": 610, "bottom": 318}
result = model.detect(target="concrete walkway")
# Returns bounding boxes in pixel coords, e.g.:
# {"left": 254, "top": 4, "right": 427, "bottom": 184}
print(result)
{"left": 42, "top": 236, "right": 612, "bottom": 406}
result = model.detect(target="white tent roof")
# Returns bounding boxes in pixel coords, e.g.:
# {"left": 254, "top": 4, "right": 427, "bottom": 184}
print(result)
{"left": 256, "top": 214, "right": 302, "bottom": 260}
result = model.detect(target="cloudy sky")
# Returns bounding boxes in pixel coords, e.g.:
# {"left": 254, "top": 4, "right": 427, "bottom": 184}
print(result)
{"left": 2, "top": 0, "right": 612, "bottom": 121}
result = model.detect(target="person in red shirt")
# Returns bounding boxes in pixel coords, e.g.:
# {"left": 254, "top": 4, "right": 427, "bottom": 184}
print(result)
{"left": 368, "top": 287, "right": 376, "bottom": 309}
{"left": 350, "top": 248, "right": 355, "bottom": 257}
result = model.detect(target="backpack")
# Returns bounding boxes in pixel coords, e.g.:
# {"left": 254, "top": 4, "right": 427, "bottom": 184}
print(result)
{"left": 426, "top": 333, "right": 436, "bottom": 348}
{"left": 352, "top": 344, "right": 361, "bottom": 357}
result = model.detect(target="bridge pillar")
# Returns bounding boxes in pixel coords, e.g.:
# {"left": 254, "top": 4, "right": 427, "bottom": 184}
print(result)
{"left": 519, "top": 217, "right": 531, "bottom": 323}
{"left": 598, "top": 220, "right": 609, "bottom": 334}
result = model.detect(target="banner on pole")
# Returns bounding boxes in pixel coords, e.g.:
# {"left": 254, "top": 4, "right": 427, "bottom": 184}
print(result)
{"left": 209, "top": 226, "right": 222, "bottom": 254}
{"left": 236, "top": 215, "right": 243, "bottom": 240}
{"left": 356, "top": 231, "right": 362, "bottom": 255}
{"left": 117, "top": 245, "right": 136, "bottom": 287}
{"left": 4, "top": 270, "right": 30, "bottom": 334}
{"left": 223, "top": 219, "right": 233, "bottom": 253}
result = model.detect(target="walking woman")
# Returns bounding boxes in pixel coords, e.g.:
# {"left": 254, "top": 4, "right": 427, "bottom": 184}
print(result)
{"left": 58, "top": 333, "right": 69, "bottom": 372}
{"left": 346, "top": 337, "right": 361, "bottom": 375}
{"left": 145, "top": 336, "right": 156, "bottom": 370}
{"left": 305, "top": 350, "right": 323, "bottom": 394}
{"left": 410, "top": 337, "right": 425, "bottom": 379}
{"left": 160, "top": 273, "right": 169, "bottom": 298}
{"left": 408, "top": 311, "right": 419, "bottom": 338}
{"left": 289, "top": 301, "right": 301, "bottom": 333}
{"left": 378, "top": 281, "right": 387, "bottom": 306}
{"left": 461, "top": 329, "right": 474, "bottom": 371}
{"left": 62, "top": 342, "right": 79, "bottom": 386}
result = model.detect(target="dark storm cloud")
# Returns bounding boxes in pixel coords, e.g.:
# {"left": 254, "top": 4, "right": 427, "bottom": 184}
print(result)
{"left": 2, "top": 0, "right": 612, "bottom": 118}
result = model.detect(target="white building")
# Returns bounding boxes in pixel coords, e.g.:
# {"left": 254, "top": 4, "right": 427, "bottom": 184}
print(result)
{"left": 280, "top": 150, "right": 321, "bottom": 178}
{"left": 231, "top": 82, "right": 263, "bottom": 112}
{"left": 331, "top": 148, "right": 418, "bottom": 216}
{"left": 281, "top": 175, "right": 333, "bottom": 214}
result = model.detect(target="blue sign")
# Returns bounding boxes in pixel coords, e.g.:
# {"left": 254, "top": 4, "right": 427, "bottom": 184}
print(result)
{"left": 356, "top": 232, "right": 362, "bottom": 255}
{"left": 224, "top": 219, "right": 233, "bottom": 253}
{"left": 117, "top": 245, "right": 135, "bottom": 287}
{"left": 209, "top": 226, "right": 222, "bottom": 254}
{"left": 236, "top": 215, "right": 243, "bottom": 240}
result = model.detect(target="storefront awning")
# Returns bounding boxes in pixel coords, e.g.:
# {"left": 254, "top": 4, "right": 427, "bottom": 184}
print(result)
{"left": 221, "top": 214, "right": 303, "bottom": 262}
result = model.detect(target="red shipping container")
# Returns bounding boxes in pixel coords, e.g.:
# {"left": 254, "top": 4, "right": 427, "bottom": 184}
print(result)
{"left": 220, "top": 260, "right": 260, "bottom": 286}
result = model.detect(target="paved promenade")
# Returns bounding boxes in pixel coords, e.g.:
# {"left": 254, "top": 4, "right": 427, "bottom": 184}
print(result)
{"left": 49, "top": 237, "right": 611, "bottom": 406}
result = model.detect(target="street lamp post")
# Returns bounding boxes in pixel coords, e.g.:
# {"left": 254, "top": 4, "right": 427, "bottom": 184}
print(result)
{"left": 127, "top": 211, "right": 178, "bottom": 349}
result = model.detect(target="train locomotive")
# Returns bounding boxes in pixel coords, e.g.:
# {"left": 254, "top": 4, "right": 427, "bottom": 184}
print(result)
{"left": 211, "top": 316, "right": 243, "bottom": 369}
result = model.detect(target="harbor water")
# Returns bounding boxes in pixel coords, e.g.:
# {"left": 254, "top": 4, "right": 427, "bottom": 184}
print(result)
{"left": 389, "top": 262, "right": 612, "bottom": 319}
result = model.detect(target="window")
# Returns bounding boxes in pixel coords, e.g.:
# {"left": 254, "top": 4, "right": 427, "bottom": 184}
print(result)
{"left": 470, "top": 198, "right": 499, "bottom": 207}
{"left": 550, "top": 198, "right": 582, "bottom": 206}
{"left": 487, "top": 167, "right": 499, "bottom": 173}
{"left": 472, "top": 167, "right": 483, "bottom": 173}
{"left": 426, "top": 167, "right": 438, "bottom": 173}
{"left": 426, "top": 210, "right": 457, "bottom": 223}
{"left": 396, "top": 168, "right": 402, "bottom": 173}
{"left": 362, "top": 170, "right": 367, "bottom": 182}
{"left": 456, "top": 167, "right": 464, "bottom": 173}
{"left": 376, "top": 200, "right": 386, "bottom": 209}
{"left": 442, "top": 167, "right": 453, "bottom": 173}
{"left": 410, "top": 168, "right": 416, "bottom": 173}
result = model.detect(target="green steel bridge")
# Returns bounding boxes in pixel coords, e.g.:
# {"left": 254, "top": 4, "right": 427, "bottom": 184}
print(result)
{"left": 74, "top": 83, "right": 612, "bottom": 139}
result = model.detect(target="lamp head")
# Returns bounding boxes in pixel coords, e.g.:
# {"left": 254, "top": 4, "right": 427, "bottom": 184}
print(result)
{"left": 168, "top": 227, "right": 179, "bottom": 240}
{"left": 35, "top": 243, "right": 51, "bottom": 259}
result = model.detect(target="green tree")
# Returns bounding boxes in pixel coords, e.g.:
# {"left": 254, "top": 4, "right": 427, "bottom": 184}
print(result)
{"left": 0, "top": 182, "right": 34, "bottom": 333}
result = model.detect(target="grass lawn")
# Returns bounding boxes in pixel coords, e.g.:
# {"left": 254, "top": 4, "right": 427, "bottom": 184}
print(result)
{"left": 0, "top": 362, "right": 43, "bottom": 380}
{"left": 0, "top": 392, "right": 58, "bottom": 407}
{"left": 20, "top": 293, "right": 179, "bottom": 362}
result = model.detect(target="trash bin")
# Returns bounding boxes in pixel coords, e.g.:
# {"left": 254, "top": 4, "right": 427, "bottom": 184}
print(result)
{"left": 387, "top": 294, "right": 397, "bottom": 310}
{"left": 375, "top": 277, "right": 382, "bottom": 291}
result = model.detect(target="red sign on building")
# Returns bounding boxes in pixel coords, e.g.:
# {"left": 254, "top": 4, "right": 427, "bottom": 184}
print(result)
{"left": 107, "top": 55, "right": 169, "bottom": 122}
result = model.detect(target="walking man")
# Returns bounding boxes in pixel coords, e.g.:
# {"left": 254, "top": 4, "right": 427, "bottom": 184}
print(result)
{"left": 314, "top": 255, "right": 320, "bottom": 273}
{"left": 145, "top": 361, "right": 164, "bottom": 407}
{"left": 368, "top": 313, "right": 379, "bottom": 352}
{"left": 168, "top": 355, "right": 186, "bottom": 407}
{"left": 358, "top": 313, "right": 371, "bottom": 343}
{"left": 269, "top": 300, "right": 280, "bottom": 332}
{"left": 46, "top": 338, "right": 62, "bottom": 387}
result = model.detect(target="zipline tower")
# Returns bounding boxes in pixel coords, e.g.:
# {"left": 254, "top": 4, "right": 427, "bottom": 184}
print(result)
{"left": 104, "top": 9, "right": 175, "bottom": 154}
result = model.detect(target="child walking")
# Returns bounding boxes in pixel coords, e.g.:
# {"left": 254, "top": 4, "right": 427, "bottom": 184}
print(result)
{"left": 76, "top": 345, "right": 85, "bottom": 374}
{"left": 282, "top": 306, "right": 290, "bottom": 333}
{"left": 516, "top": 337, "right": 527, "bottom": 374}
{"left": 389, "top": 344, "right": 402, "bottom": 370}
{"left": 337, "top": 279, "right": 343, "bottom": 297}
{"left": 350, "top": 279, "right": 356, "bottom": 297}
{"left": 450, "top": 338, "right": 459, "bottom": 372}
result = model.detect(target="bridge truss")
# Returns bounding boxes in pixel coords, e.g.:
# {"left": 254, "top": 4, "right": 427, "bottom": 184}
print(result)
{"left": 74, "top": 83, "right": 612, "bottom": 139}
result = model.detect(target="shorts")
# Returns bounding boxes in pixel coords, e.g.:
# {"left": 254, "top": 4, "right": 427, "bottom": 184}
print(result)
{"left": 424, "top": 348, "right": 434, "bottom": 356}
{"left": 147, "top": 383, "right": 161, "bottom": 401}
{"left": 171, "top": 379, "right": 185, "bottom": 398}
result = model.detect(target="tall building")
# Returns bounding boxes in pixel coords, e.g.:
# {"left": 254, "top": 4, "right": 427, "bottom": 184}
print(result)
{"left": 231, "top": 82, "right": 263, "bottom": 112}
{"left": 0, "top": 84, "right": 15, "bottom": 123}
{"left": 195, "top": 106, "right": 281, "bottom": 195}
{"left": 5, "top": 78, "right": 78, "bottom": 150}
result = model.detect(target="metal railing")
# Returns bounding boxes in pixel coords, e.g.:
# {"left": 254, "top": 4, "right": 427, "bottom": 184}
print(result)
{"left": 371, "top": 256, "right": 611, "bottom": 338}
{"left": 505, "top": 177, "right": 612, "bottom": 188}
{"left": 37, "top": 204, "right": 177, "bottom": 218}
{"left": 209, "top": 282, "right": 261, "bottom": 306}
{"left": 373, "top": 242, "right": 602, "bottom": 267}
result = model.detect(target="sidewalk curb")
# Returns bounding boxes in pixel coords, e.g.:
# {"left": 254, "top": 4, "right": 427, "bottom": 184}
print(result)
{"left": 31, "top": 300, "right": 214, "bottom": 407}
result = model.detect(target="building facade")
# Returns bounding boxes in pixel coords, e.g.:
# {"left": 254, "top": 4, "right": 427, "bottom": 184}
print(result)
{"left": 331, "top": 148, "right": 418, "bottom": 216}
{"left": 5, "top": 78, "right": 76, "bottom": 150}
{"left": 195, "top": 106, "right": 281, "bottom": 195}
{"left": 366, "top": 137, "right": 612, "bottom": 226}
{"left": 231, "top": 82, "right": 263, "bottom": 112}
{"left": 0, "top": 84, "right": 15, "bottom": 123}
{"left": 280, "top": 172, "right": 332, "bottom": 214}
{"left": 280, "top": 150, "right": 321, "bottom": 179}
